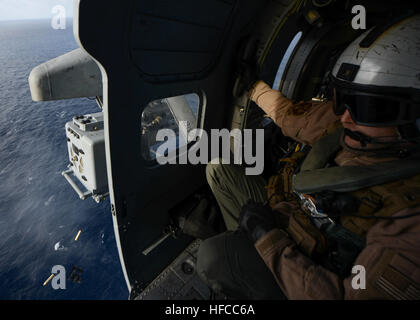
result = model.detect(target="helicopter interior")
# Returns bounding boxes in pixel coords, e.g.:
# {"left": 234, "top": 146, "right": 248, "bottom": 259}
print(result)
{"left": 30, "top": 0, "right": 420, "bottom": 299}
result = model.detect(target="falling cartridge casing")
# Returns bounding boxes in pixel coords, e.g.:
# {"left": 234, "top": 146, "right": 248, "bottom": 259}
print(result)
{"left": 74, "top": 230, "right": 82, "bottom": 241}
{"left": 43, "top": 274, "right": 55, "bottom": 286}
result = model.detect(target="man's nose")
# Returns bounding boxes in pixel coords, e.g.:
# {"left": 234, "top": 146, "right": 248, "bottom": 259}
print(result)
{"left": 341, "top": 109, "right": 355, "bottom": 124}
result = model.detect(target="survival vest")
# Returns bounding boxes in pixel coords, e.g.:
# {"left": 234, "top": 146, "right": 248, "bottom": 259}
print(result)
{"left": 266, "top": 127, "right": 420, "bottom": 277}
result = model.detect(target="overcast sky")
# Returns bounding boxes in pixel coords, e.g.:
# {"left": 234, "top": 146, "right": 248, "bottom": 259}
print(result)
{"left": 0, "top": 0, "right": 74, "bottom": 21}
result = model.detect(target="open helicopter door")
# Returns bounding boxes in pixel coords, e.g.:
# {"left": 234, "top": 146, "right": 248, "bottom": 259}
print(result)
{"left": 74, "top": 0, "right": 268, "bottom": 297}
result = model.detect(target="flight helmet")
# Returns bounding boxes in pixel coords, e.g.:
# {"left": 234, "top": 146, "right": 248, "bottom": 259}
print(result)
{"left": 331, "top": 13, "right": 420, "bottom": 130}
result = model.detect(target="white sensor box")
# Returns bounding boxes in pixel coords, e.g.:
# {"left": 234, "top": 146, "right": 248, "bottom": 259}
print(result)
{"left": 65, "top": 112, "right": 108, "bottom": 196}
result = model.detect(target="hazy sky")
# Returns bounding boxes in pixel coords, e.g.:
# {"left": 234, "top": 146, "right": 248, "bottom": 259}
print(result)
{"left": 0, "top": 0, "right": 74, "bottom": 21}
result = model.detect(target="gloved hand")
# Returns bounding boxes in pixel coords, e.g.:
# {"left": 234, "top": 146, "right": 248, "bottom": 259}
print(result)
{"left": 238, "top": 200, "right": 276, "bottom": 243}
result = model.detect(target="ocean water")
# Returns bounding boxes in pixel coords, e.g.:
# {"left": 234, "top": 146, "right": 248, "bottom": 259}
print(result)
{"left": 0, "top": 19, "right": 127, "bottom": 299}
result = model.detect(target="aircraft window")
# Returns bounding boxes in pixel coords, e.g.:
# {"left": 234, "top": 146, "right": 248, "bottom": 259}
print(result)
{"left": 272, "top": 31, "right": 302, "bottom": 91}
{"left": 141, "top": 93, "right": 199, "bottom": 161}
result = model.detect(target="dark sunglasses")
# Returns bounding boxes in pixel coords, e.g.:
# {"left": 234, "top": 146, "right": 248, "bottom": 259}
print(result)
{"left": 333, "top": 88, "right": 420, "bottom": 127}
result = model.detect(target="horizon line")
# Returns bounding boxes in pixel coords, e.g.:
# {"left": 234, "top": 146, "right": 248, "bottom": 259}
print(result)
{"left": 0, "top": 17, "right": 74, "bottom": 23}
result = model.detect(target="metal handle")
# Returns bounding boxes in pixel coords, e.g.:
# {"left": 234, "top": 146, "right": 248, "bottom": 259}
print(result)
{"left": 142, "top": 225, "right": 178, "bottom": 256}
{"left": 142, "top": 232, "right": 172, "bottom": 256}
{"left": 62, "top": 169, "right": 92, "bottom": 200}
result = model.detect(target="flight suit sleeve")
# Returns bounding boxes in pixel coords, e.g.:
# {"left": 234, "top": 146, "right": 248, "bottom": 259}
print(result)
{"left": 255, "top": 229, "right": 344, "bottom": 299}
{"left": 248, "top": 80, "right": 341, "bottom": 145}
{"left": 254, "top": 207, "right": 420, "bottom": 300}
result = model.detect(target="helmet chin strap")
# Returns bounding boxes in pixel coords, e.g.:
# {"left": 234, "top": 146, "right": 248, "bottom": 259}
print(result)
{"left": 343, "top": 128, "right": 398, "bottom": 147}
{"left": 342, "top": 128, "right": 414, "bottom": 158}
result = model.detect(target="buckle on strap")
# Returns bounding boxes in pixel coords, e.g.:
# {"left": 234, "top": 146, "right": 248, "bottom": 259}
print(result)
{"left": 297, "top": 193, "right": 335, "bottom": 230}
{"left": 297, "top": 193, "right": 328, "bottom": 218}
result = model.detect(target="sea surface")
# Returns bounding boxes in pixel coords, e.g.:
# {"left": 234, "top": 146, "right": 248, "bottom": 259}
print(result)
{"left": 0, "top": 19, "right": 127, "bottom": 299}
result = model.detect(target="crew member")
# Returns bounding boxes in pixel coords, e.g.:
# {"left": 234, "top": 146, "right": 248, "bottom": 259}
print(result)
{"left": 197, "top": 14, "right": 420, "bottom": 299}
